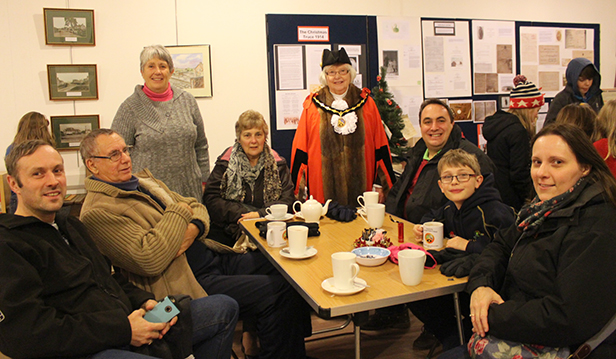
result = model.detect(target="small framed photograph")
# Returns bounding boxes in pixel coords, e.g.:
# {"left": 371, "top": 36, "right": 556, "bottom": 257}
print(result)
{"left": 44, "top": 8, "right": 95, "bottom": 46}
{"left": 47, "top": 64, "right": 98, "bottom": 101}
{"left": 166, "top": 45, "right": 213, "bottom": 98}
{"left": 51, "top": 115, "right": 100, "bottom": 151}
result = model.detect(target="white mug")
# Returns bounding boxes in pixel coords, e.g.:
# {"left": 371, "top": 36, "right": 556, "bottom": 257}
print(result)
{"left": 359, "top": 203, "right": 385, "bottom": 228}
{"left": 266, "top": 204, "right": 288, "bottom": 219}
{"left": 398, "top": 249, "right": 426, "bottom": 286}
{"left": 331, "top": 252, "right": 360, "bottom": 290}
{"left": 423, "top": 222, "right": 444, "bottom": 249}
{"left": 357, "top": 191, "right": 379, "bottom": 209}
{"left": 287, "top": 226, "right": 308, "bottom": 256}
{"left": 266, "top": 222, "right": 287, "bottom": 248}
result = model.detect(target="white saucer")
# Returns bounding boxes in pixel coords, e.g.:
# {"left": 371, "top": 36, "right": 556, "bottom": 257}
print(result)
{"left": 265, "top": 213, "right": 294, "bottom": 221}
{"left": 279, "top": 247, "right": 318, "bottom": 259}
{"left": 321, "top": 277, "right": 367, "bottom": 296}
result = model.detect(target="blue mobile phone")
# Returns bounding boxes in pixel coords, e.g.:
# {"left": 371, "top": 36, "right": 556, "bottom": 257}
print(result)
{"left": 143, "top": 296, "right": 180, "bottom": 323}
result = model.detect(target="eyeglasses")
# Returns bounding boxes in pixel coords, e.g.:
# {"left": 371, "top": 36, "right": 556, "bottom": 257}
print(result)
{"left": 325, "top": 69, "right": 350, "bottom": 77}
{"left": 91, "top": 146, "right": 133, "bottom": 162}
{"left": 440, "top": 174, "right": 476, "bottom": 184}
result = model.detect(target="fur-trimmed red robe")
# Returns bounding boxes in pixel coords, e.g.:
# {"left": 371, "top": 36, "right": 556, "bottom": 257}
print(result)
{"left": 290, "top": 85, "right": 394, "bottom": 206}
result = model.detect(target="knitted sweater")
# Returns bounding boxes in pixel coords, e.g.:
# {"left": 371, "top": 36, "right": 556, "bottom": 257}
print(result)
{"left": 80, "top": 169, "right": 239, "bottom": 299}
{"left": 112, "top": 85, "right": 210, "bottom": 201}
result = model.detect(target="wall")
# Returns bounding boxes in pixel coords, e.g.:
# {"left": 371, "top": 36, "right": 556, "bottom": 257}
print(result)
{"left": 1, "top": 0, "right": 615, "bottom": 189}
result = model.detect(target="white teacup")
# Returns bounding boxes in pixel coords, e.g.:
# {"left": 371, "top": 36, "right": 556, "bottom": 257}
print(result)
{"left": 359, "top": 203, "right": 385, "bottom": 228}
{"left": 357, "top": 191, "right": 379, "bottom": 209}
{"left": 331, "top": 252, "right": 360, "bottom": 290}
{"left": 287, "top": 226, "right": 308, "bottom": 256}
{"left": 266, "top": 222, "right": 287, "bottom": 248}
{"left": 423, "top": 222, "right": 444, "bottom": 249}
{"left": 398, "top": 249, "right": 426, "bottom": 286}
{"left": 266, "top": 204, "right": 288, "bottom": 219}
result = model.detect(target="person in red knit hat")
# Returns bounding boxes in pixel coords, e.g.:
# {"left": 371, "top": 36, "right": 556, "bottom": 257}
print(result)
{"left": 482, "top": 75, "right": 545, "bottom": 211}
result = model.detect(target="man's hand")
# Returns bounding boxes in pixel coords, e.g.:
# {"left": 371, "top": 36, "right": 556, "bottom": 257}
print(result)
{"left": 128, "top": 308, "right": 168, "bottom": 346}
{"left": 177, "top": 202, "right": 194, "bottom": 215}
{"left": 469, "top": 286, "right": 504, "bottom": 337}
{"left": 446, "top": 236, "right": 469, "bottom": 251}
{"left": 177, "top": 223, "right": 199, "bottom": 257}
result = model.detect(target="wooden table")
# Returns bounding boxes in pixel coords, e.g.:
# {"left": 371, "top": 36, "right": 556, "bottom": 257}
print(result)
{"left": 240, "top": 215, "right": 467, "bottom": 358}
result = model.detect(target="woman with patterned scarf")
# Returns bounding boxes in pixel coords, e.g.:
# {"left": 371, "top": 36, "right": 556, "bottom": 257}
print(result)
{"left": 442, "top": 124, "right": 616, "bottom": 358}
{"left": 203, "top": 110, "right": 296, "bottom": 247}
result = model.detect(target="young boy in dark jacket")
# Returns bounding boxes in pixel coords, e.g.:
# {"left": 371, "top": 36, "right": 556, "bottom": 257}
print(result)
{"left": 409, "top": 149, "right": 515, "bottom": 352}
{"left": 413, "top": 149, "right": 515, "bottom": 253}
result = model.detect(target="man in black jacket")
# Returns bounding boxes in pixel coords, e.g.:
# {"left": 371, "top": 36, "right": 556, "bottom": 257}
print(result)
{"left": 364, "top": 99, "right": 495, "bottom": 341}
{"left": 0, "top": 140, "right": 238, "bottom": 359}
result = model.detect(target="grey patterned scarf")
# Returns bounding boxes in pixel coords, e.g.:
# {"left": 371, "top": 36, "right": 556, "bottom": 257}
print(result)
{"left": 221, "top": 142, "right": 281, "bottom": 204}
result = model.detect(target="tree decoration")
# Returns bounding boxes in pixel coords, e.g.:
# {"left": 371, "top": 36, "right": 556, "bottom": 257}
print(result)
{"left": 372, "top": 66, "right": 407, "bottom": 155}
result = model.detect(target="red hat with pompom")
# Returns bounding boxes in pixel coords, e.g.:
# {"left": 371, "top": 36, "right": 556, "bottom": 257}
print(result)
{"left": 509, "top": 75, "right": 545, "bottom": 109}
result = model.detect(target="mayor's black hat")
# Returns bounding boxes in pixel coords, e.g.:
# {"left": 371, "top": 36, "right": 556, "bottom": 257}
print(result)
{"left": 321, "top": 48, "right": 351, "bottom": 69}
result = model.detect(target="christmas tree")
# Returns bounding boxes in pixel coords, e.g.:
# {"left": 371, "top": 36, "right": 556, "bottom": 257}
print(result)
{"left": 371, "top": 66, "right": 407, "bottom": 156}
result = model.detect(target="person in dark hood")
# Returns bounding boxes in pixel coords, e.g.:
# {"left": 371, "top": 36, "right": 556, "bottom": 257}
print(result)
{"left": 545, "top": 57, "right": 603, "bottom": 125}
{"left": 483, "top": 75, "right": 544, "bottom": 211}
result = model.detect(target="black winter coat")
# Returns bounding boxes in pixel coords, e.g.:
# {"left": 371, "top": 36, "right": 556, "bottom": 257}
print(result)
{"left": 420, "top": 173, "right": 515, "bottom": 254}
{"left": 466, "top": 181, "right": 616, "bottom": 355}
{"left": 385, "top": 124, "right": 496, "bottom": 224}
{"left": 0, "top": 212, "right": 154, "bottom": 358}
{"left": 483, "top": 110, "right": 532, "bottom": 211}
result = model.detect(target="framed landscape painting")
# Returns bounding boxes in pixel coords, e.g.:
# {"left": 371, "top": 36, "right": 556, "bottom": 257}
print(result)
{"left": 47, "top": 64, "right": 98, "bottom": 101}
{"left": 44, "top": 8, "right": 95, "bottom": 46}
{"left": 166, "top": 45, "right": 213, "bottom": 97}
{"left": 51, "top": 115, "right": 100, "bottom": 151}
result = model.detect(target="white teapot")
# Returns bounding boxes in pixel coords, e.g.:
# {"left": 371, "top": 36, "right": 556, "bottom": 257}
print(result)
{"left": 293, "top": 195, "right": 332, "bottom": 223}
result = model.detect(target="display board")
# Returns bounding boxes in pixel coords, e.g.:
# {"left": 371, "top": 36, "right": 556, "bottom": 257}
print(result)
{"left": 517, "top": 22, "right": 599, "bottom": 98}
{"left": 472, "top": 20, "right": 517, "bottom": 95}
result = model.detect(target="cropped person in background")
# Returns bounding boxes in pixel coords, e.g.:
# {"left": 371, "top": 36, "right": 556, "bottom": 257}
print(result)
{"left": 203, "top": 110, "right": 295, "bottom": 247}
{"left": 290, "top": 47, "right": 394, "bottom": 206}
{"left": 554, "top": 102, "right": 597, "bottom": 140}
{"left": 483, "top": 75, "right": 544, "bottom": 211}
{"left": 4, "top": 111, "right": 54, "bottom": 214}
{"left": 545, "top": 57, "right": 603, "bottom": 125}
{"left": 593, "top": 99, "right": 616, "bottom": 177}
{"left": 112, "top": 45, "right": 210, "bottom": 201}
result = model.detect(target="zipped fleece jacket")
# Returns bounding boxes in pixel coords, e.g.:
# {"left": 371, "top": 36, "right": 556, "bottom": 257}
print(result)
{"left": 0, "top": 212, "right": 153, "bottom": 358}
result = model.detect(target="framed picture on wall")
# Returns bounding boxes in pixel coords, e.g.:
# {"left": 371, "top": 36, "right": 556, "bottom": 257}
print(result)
{"left": 51, "top": 115, "right": 100, "bottom": 151}
{"left": 47, "top": 64, "right": 98, "bottom": 101}
{"left": 44, "top": 8, "right": 95, "bottom": 46}
{"left": 166, "top": 45, "right": 213, "bottom": 97}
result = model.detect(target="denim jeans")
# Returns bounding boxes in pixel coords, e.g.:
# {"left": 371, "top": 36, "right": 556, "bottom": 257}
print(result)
{"left": 191, "top": 294, "right": 239, "bottom": 359}
{"left": 91, "top": 294, "right": 238, "bottom": 359}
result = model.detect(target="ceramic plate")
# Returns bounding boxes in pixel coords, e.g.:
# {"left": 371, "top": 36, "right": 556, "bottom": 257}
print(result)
{"left": 321, "top": 277, "right": 367, "bottom": 296}
{"left": 279, "top": 247, "right": 318, "bottom": 259}
{"left": 264, "top": 213, "right": 294, "bottom": 221}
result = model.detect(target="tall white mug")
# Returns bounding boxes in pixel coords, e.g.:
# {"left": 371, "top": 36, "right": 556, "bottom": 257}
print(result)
{"left": 266, "top": 222, "right": 287, "bottom": 248}
{"left": 331, "top": 252, "right": 360, "bottom": 290}
{"left": 423, "top": 222, "right": 444, "bottom": 249}
{"left": 359, "top": 203, "right": 385, "bottom": 228}
{"left": 287, "top": 226, "right": 308, "bottom": 256}
{"left": 398, "top": 249, "right": 425, "bottom": 286}
{"left": 357, "top": 191, "right": 379, "bottom": 209}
